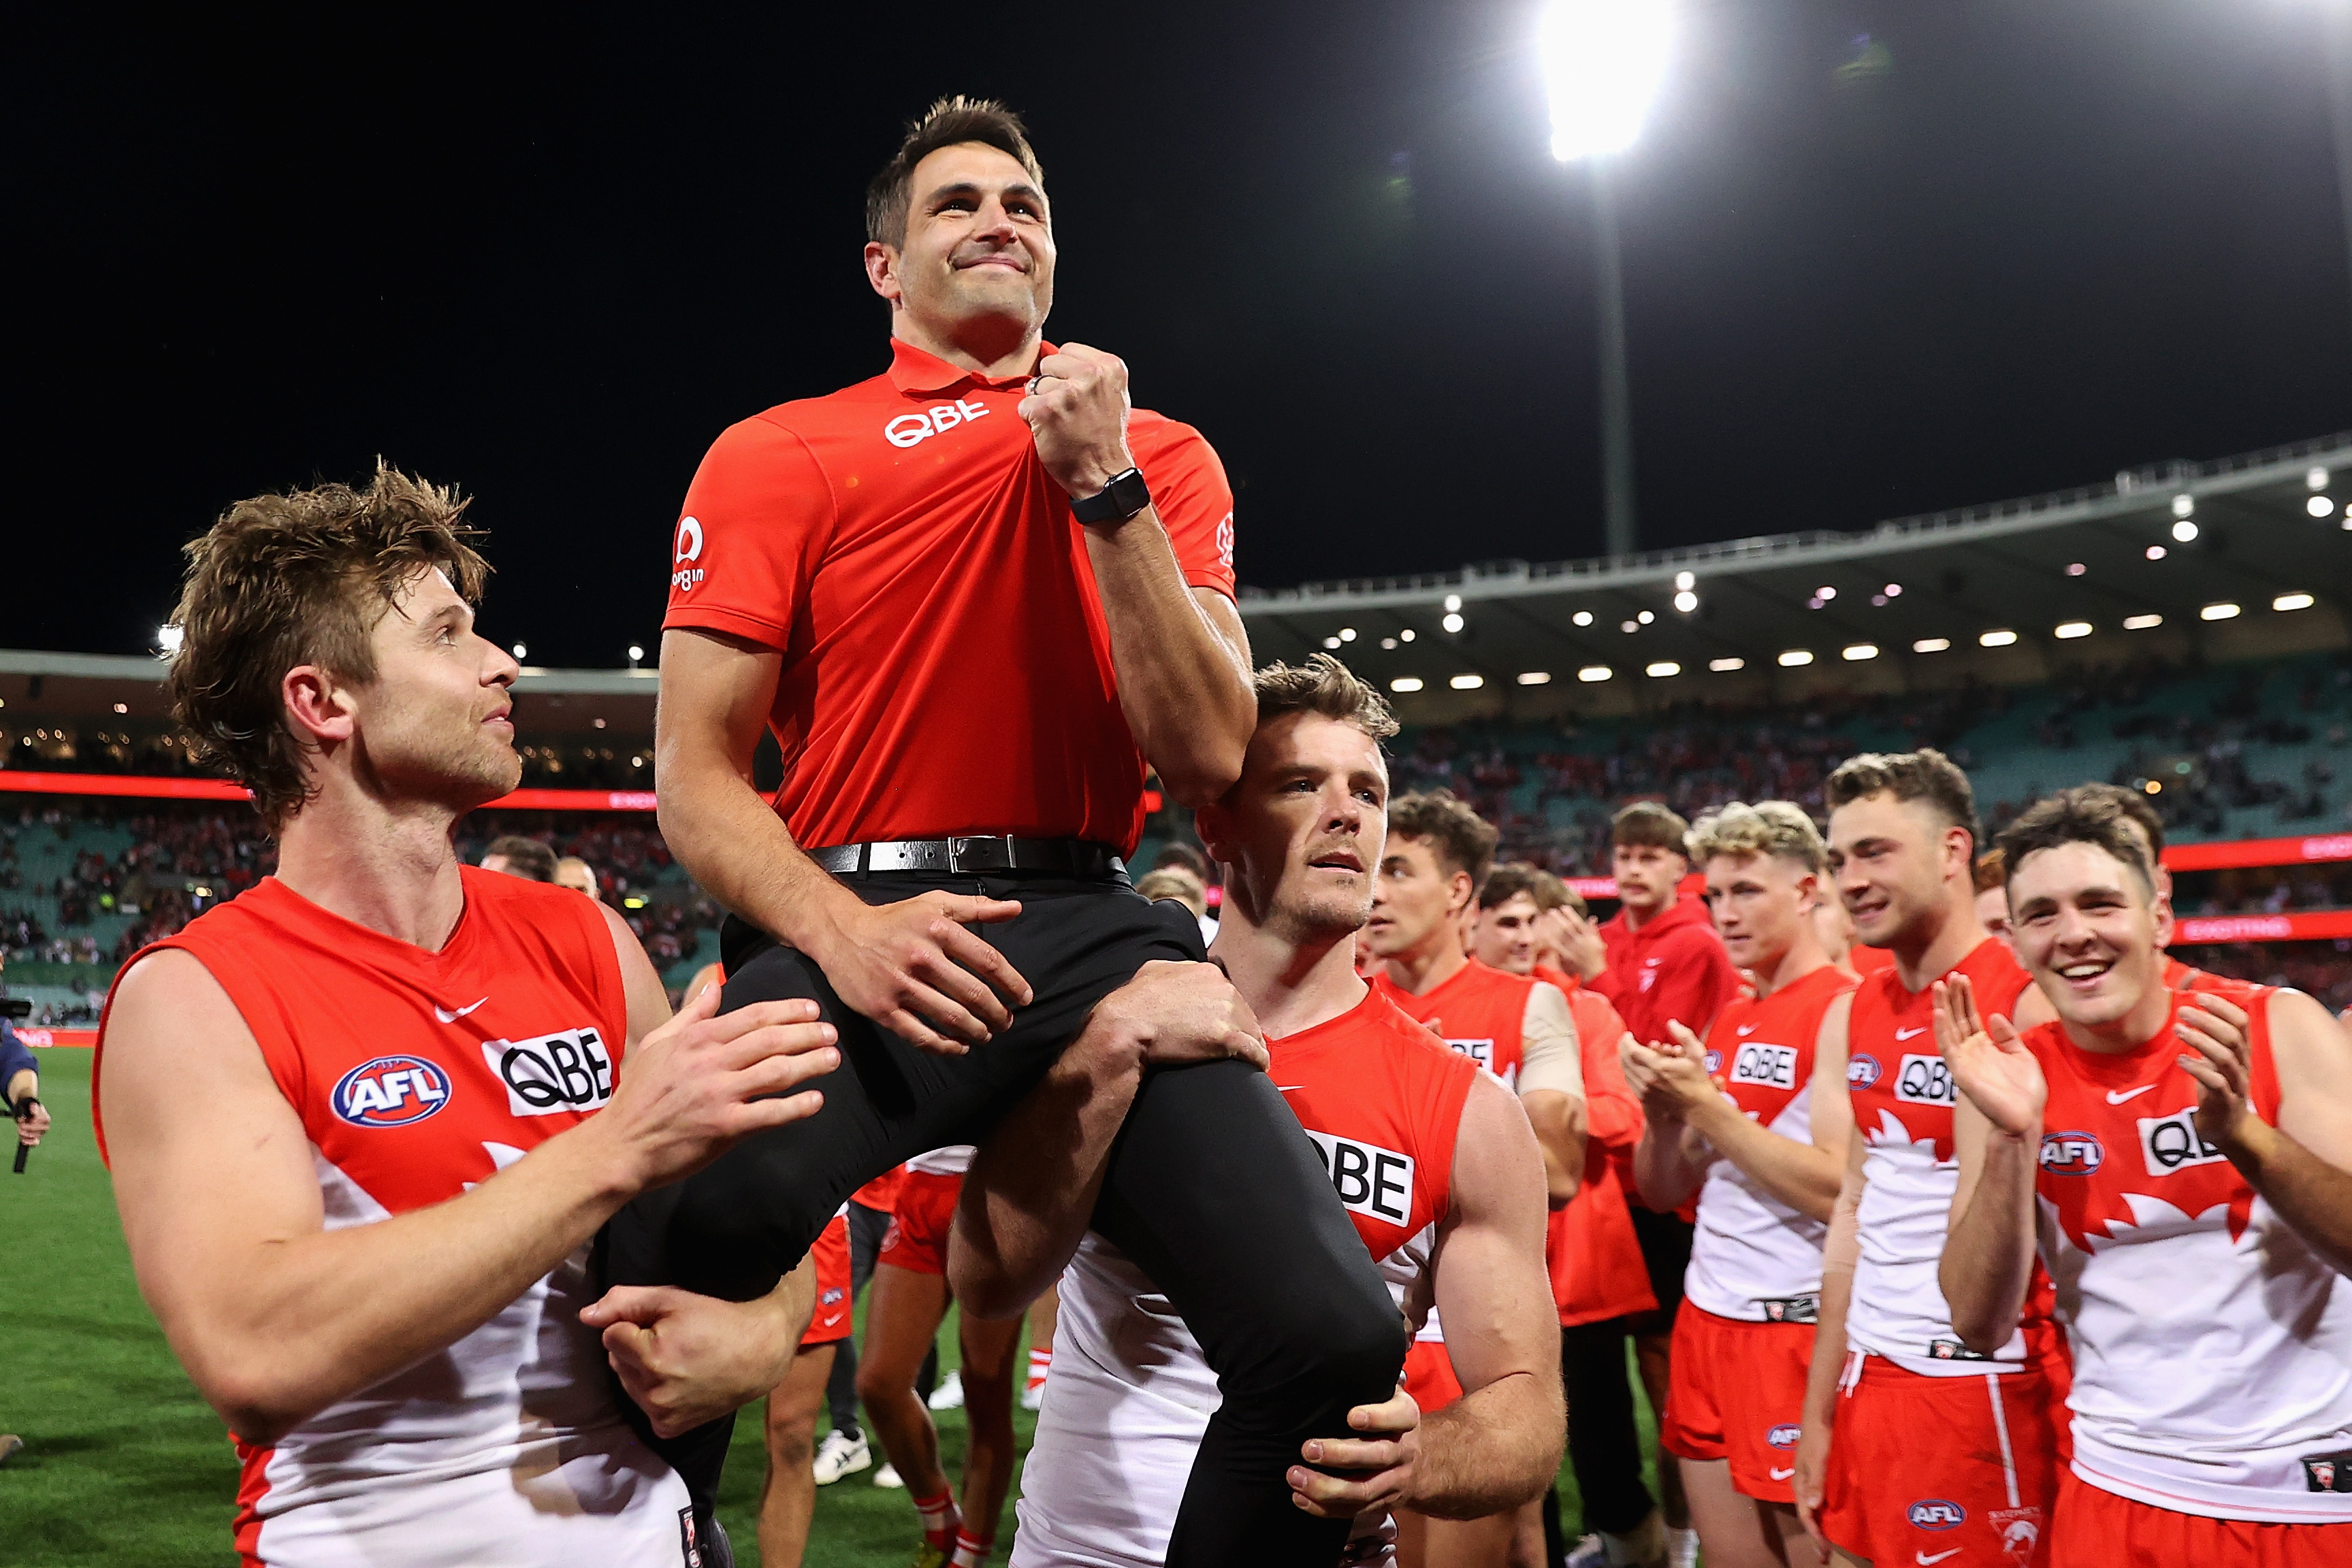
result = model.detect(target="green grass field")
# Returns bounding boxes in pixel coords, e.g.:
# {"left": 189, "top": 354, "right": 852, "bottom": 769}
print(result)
{"left": 6, "top": 1049, "right": 1654, "bottom": 1565}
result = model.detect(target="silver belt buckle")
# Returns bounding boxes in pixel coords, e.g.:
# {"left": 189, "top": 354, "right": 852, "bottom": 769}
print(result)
{"left": 944, "top": 836, "right": 973, "bottom": 873}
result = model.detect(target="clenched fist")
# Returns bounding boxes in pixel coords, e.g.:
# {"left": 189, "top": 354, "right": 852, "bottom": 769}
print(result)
{"left": 1019, "top": 342, "right": 1136, "bottom": 503}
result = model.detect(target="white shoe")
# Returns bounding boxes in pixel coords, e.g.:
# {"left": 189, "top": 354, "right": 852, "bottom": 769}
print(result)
{"left": 1563, "top": 1536, "right": 1607, "bottom": 1568}
{"left": 1666, "top": 1525, "right": 1699, "bottom": 1568}
{"left": 811, "top": 1428, "right": 870, "bottom": 1486}
{"left": 927, "top": 1370, "right": 965, "bottom": 1411}
{"left": 1021, "top": 1379, "right": 1045, "bottom": 1412}
{"left": 873, "top": 1461, "right": 905, "bottom": 1489}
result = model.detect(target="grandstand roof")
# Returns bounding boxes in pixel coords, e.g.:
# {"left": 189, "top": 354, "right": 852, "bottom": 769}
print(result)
{"left": 1238, "top": 431, "right": 2351, "bottom": 722}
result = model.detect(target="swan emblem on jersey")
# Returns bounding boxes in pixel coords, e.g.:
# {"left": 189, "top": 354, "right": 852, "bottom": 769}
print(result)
{"left": 332, "top": 1055, "right": 453, "bottom": 1128}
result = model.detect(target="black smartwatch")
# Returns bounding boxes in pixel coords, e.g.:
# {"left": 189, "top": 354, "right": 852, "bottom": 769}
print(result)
{"left": 1069, "top": 468, "right": 1151, "bottom": 525}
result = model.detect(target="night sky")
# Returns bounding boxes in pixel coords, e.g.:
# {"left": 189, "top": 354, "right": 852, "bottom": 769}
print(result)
{"left": 18, "top": 2, "right": 2351, "bottom": 667}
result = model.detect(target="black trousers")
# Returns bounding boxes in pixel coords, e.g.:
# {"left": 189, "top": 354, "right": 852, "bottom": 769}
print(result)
{"left": 600, "top": 869, "right": 1404, "bottom": 1565}
{"left": 1559, "top": 1318, "right": 1656, "bottom": 1537}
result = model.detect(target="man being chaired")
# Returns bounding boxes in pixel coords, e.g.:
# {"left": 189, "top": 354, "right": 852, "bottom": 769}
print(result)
{"left": 950, "top": 657, "right": 1563, "bottom": 1567}
{"left": 1939, "top": 786, "right": 2352, "bottom": 1565}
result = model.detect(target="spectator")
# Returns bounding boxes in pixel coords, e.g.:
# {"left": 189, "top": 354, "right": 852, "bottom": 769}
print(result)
{"left": 553, "top": 855, "right": 600, "bottom": 898}
{"left": 479, "top": 834, "right": 557, "bottom": 882}
{"left": 1974, "top": 848, "right": 2011, "bottom": 949}
{"left": 1135, "top": 866, "right": 1216, "bottom": 946}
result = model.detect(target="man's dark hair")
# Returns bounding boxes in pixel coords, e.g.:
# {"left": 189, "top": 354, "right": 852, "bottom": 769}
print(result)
{"left": 1611, "top": 800, "right": 1691, "bottom": 855}
{"left": 168, "top": 463, "right": 489, "bottom": 831}
{"left": 1993, "top": 788, "right": 2155, "bottom": 898}
{"left": 2074, "top": 780, "right": 2167, "bottom": 860}
{"left": 1153, "top": 841, "right": 1210, "bottom": 880}
{"left": 1389, "top": 789, "right": 1500, "bottom": 892}
{"left": 483, "top": 835, "right": 558, "bottom": 883}
{"left": 866, "top": 96, "right": 1045, "bottom": 249}
{"left": 1824, "top": 748, "right": 1980, "bottom": 850}
{"left": 1253, "top": 654, "right": 1399, "bottom": 741}
{"left": 1481, "top": 861, "right": 1564, "bottom": 913}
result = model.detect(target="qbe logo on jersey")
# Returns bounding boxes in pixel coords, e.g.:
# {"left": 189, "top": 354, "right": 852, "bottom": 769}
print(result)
{"left": 332, "top": 1055, "right": 452, "bottom": 1128}
{"left": 483, "top": 1028, "right": 614, "bottom": 1117}
{"left": 1730, "top": 1042, "right": 1799, "bottom": 1092}
{"left": 1895, "top": 1052, "right": 1957, "bottom": 1108}
{"left": 2138, "top": 1105, "right": 2227, "bottom": 1177}
{"left": 1302, "top": 1129, "right": 1415, "bottom": 1228}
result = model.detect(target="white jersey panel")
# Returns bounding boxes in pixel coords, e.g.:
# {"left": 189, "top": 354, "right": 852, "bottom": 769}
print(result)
{"left": 1684, "top": 1090, "right": 1828, "bottom": 1320}
{"left": 907, "top": 1143, "right": 975, "bottom": 1177}
{"left": 1846, "top": 1115, "right": 2027, "bottom": 1375}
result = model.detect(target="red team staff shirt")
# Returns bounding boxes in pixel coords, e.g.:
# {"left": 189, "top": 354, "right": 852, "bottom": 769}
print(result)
{"left": 662, "top": 338, "right": 1238, "bottom": 856}
{"left": 1593, "top": 894, "right": 1741, "bottom": 1052}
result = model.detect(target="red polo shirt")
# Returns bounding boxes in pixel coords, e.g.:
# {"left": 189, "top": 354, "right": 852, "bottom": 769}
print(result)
{"left": 662, "top": 339, "right": 1236, "bottom": 855}
{"left": 1591, "top": 894, "right": 1740, "bottom": 1049}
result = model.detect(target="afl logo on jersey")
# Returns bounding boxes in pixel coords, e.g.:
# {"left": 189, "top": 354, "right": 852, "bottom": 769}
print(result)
{"left": 1907, "top": 1499, "right": 1965, "bottom": 1530}
{"left": 2039, "top": 1130, "right": 2105, "bottom": 1175}
{"left": 332, "top": 1055, "right": 452, "bottom": 1128}
{"left": 1846, "top": 1054, "right": 1882, "bottom": 1088}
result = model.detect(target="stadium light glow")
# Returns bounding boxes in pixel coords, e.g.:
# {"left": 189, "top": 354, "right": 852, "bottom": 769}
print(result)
{"left": 1572, "top": 610, "right": 1594, "bottom": 627}
{"left": 1841, "top": 643, "right": 1878, "bottom": 661}
{"left": 512, "top": 641, "right": 528, "bottom": 660}
{"left": 1450, "top": 673, "right": 1485, "bottom": 689}
{"left": 2309, "top": 495, "right": 2336, "bottom": 518}
{"left": 1673, "top": 590, "right": 1698, "bottom": 612}
{"left": 1578, "top": 665, "right": 1613, "bottom": 682}
{"left": 1637, "top": 609, "right": 1655, "bottom": 625}
{"left": 1391, "top": 676, "right": 1425, "bottom": 692}
{"left": 1517, "top": 670, "right": 1553, "bottom": 685}
{"left": 1622, "top": 619, "right": 1640, "bottom": 633}
{"left": 1645, "top": 661, "right": 1681, "bottom": 677}
{"left": 1883, "top": 583, "right": 1902, "bottom": 597}
{"left": 1442, "top": 612, "right": 1466, "bottom": 633}
{"left": 2201, "top": 602, "right": 2241, "bottom": 621}
{"left": 1539, "top": 0, "right": 1673, "bottom": 161}
{"left": 1913, "top": 638, "right": 1951, "bottom": 653}
{"left": 1381, "top": 637, "right": 1398, "bottom": 649}
{"left": 156, "top": 625, "right": 183, "bottom": 656}
{"left": 2123, "top": 614, "right": 2163, "bottom": 630}
{"left": 2065, "top": 562, "right": 2086, "bottom": 577}
{"left": 2308, "top": 466, "right": 2330, "bottom": 490}
{"left": 1444, "top": 593, "right": 1463, "bottom": 612}
{"left": 2172, "top": 519, "right": 2199, "bottom": 543}
{"left": 1323, "top": 636, "right": 1341, "bottom": 649}
{"left": 1674, "top": 570, "right": 1695, "bottom": 591}
{"left": 2172, "top": 493, "right": 2195, "bottom": 518}
{"left": 1980, "top": 629, "right": 2018, "bottom": 647}
{"left": 627, "top": 644, "right": 645, "bottom": 664}
{"left": 1708, "top": 656, "right": 1745, "bottom": 672}
{"left": 2055, "top": 621, "right": 2093, "bottom": 639}
{"left": 2146, "top": 545, "right": 2168, "bottom": 560}
{"left": 2274, "top": 593, "right": 2315, "bottom": 612}
{"left": 1400, "top": 628, "right": 1416, "bottom": 642}
{"left": 1338, "top": 627, "right": 1357, "bottom": 642}
{"left": 1777, "top": 649, "right": 1814, "bottom": 667}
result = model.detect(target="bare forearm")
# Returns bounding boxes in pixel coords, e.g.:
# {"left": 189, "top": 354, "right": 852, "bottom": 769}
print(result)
{"left": 2229, "top": 1122, "right": 2352, "bottom": 1277}
{"left": 1523, "top": 1090, "right": 1587, "bottom": 1206}
{"left": 1686, "top": 1097, "right": 1844, "bottom": 1222}
{"left": 1081, "top": 520, "right": 1251, "bottom": 806}
{"left": 1631, "top": 1117, "right": 1705, "bottom": 1212}
{"left": 1942, "top": 1132, "right": 2038, "bottom": 1354}
{"left": 656, "top": 760, "right": 846, "bottom": 950}
{"left": 1801, "top": 1264, "right": 1853, "bottom": 1431}
{"left": 5, "top": 1068, "right": 33, "bottom": 1107}
{"left": 950, "top": 1034, "right": 1142, "bottom": 1318}
{"left": 1405, "top": 1369, "right": 1562, "bottom": 1518}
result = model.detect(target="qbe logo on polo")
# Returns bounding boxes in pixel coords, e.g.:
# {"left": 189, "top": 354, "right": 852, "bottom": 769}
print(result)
{"left": 884, "top": 398, "right": 990, "bottom": 449}
{"left": 2138, "top": 1105, "right": 2227, "bottom": 1177}
{"left": 483, "top": 1028, "right": 614, "bottom": 1117}
{"left": 1907, "top": 1499, "right": 1965, "bottom": 1530}
{"left": 1895, "top": 1053, "right": 1957, "bottom": 1108}
{"left": 2039, "top": 1130, "right": 2105, "bottom": 1175}
{"left": 1730, "top": 1042, "right": 1799, "bottom": 1092}
{"left": 1302, "top": 1130, "right": 1415, "bottom": 1228}
{"left": 332, "top": 1055, "right": 452, "bottom": 1128}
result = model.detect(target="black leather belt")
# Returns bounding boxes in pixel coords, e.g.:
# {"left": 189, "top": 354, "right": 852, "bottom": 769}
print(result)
{"left": 807, "top": 836, "right": 1126, "bottom": 877}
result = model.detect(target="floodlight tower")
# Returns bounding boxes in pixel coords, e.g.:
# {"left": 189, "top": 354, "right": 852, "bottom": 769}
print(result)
{"left": 1540, "top": 0, "right": 1672, "bottom": 559}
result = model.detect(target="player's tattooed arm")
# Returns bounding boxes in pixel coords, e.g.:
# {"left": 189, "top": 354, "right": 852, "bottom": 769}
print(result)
{"left": 2186, "top": 989, "right": 2352, "bottom": 1279}
{"left": 947, "top": 961, "right": 1266, "bottom": 1319}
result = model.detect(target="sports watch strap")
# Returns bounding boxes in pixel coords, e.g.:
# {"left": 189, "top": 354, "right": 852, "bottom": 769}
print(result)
{"left": 1069, "top": 468, "right": 1151, "bottom": 525}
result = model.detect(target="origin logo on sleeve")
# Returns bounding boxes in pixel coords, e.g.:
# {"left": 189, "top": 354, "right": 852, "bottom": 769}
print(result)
{"left": 332, "top": 1056, "right": 453, "bottom": 1127}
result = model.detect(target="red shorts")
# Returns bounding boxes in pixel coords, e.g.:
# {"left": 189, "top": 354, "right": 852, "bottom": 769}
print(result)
{"left": 1817, "top": 1354, "right": 2059, "bottom": 1567}
{"left": 1401, "top": 1339, "right": 1462, "bottom": 1416}
{"left": 1658, "top": 1301, "right": 1811, "bottom": 1503}
{"left": 876, "top": 1169, "right": 963, "bottom": 1276}
{"left": 2050, "top": 1467, "right": 2351, "bottom": 1567}
{"left": 799, "top": 1211, "right": 852, "bottom": 1348}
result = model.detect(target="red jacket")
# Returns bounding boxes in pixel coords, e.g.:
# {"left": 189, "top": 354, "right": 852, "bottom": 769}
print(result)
{"left": 1592, "top": 895, "right": 1740, "bottom": 1050}
{"left": 1534, "top": 973, "right": 1657, "bottom": 1326}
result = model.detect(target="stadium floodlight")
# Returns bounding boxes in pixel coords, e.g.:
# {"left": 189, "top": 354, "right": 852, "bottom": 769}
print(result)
{"left": 1645, "top": 661, "right": 1681, "bottom": 677}
{"left": 2123, "top": 614, "right": 2163, "bottom": 630}
{"left": 1842, "top": 644, "right": 1878, "bottom": 661}
{"left": 156, "top": 625, "right": 183, "bottom": 657}
{"left": 2310, "top": 495, "right": 2337, "bottom": 518}
{"left": 2201, "top": 602, "right": 2242, "bottom": 621}
{"left": 2171, "top": 493, "right": 2195, "bottom": 518}
{"left": 2274, "top": 593, "right": 2315, "bottom": 612}
{"left": 1622, "top": 619, "right": 1640, "bottom": 633}
{"left": 1777, "top": 649, "right": 1814, "bottom": 667}
{"left": 1980, "top": 629, "right": 2018, "bottom": 647}
{"left": 1637, "top": 609, "right": 1655, "bottom": 624}
{"left": 1573, "top": 610, "right": 1595, "bottom": 626}
{"left": 1673, "top": 590, "right": 1698, "bottom": 612}
{"left": 1674, "top": 570, "right": 1695, "bottom": 591}
{"left": 1400, "top": 628, "right": 1417, "bottom": 642}
{"left": 2055, "top": 621, "right": 2093, "bottom": 639}
{"left": 1391, "top": 676, "right": 1425, "bottom": 693}
{"left": 1882, "top": 583, "right": 1902, "bottom": 597}
{"left": 512, "top": 641, "right": 528, "bottom": 661}
{"left": 1912, "top": 637, "right": 1950, "bottom": 653}
{"left": 1323, "top": 636, "right": 1342, "bottom": 649}
{"left": 1443, "top": 612, "right": 1467, "bottom": 633}
{"left": 2065, "top": 563, "right": 2087, "bottom": 577}
{"left": 2172, "top": 520, "right": 2200, "bottom": 543}
{"left": 2308, "top": 466, "right": 2331, "bottom": 490}
{"left": 1709, "top": 656, "right": 1745, "bottom": 672}
{"left": 1578, "top": 665, "right": 1613, "bottom": 682}
{"left": 2146, "top": 545, "right": 2168, "bottom": 560}
{"left": 1451, "top": 673, "right": 1485, "bottom": 690}
{"left": 1445, "top": 593, "right": 1464, "bottom": 612}
{"left": 1540, "top": 0, "right": 1673, "bottom": 160}
{"left": 1381, "top": 637, "right": 1398, "bottom": 649}
{"left": 1518, "top": 670, "right": 1553, "bottom": 685}
{"left": 1338, "top": 627, "right": 1357, "bottom": 642}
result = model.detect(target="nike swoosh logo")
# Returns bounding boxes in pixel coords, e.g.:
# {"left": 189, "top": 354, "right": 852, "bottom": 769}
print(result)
{"left": 434, "top": 996, "right": 489, "bottom": 1024}
{"left": 1770, "top": 1466, "right": 1795, "bottom": 1480}
{"left": 1737, "top": 1024, "right": 1759, "bottom": 1035}
{"left": 1276, "top": 1085, "right": 1306, "bottom": 1093}
{"left": 1916, "top": 1551, "right": 1960, "bottom": 1565}
{"left": 2106, "top": 1083, "right": 2157, "bottom": 1104}
{"left": 1895, "top": 1026, "right": 1929, "bottom": 1040}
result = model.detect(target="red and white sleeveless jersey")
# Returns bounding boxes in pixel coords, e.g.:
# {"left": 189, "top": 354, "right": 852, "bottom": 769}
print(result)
{"left": 1372, "top": 958, "right": 1539, "bottom": 1089}
{"left": 1685, "top": 964, "right": 1857, "bottom": 1321}
{"left": 2023, "top": 984, "right": 2352, "bottom": 1523}
{"left": 1015, "top": 989, "right": 1477, "bottom": 1568}
{"left": 1845, "top": 937, "right": 2037, "bottom": 1375}
{"left": 95, "top": 870, "right": 694, "bottom": 1568}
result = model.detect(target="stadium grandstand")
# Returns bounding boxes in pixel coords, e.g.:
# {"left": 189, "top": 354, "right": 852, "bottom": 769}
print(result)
{"left": 3, "top": 433, "right": 2347, "bottom": 1037}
